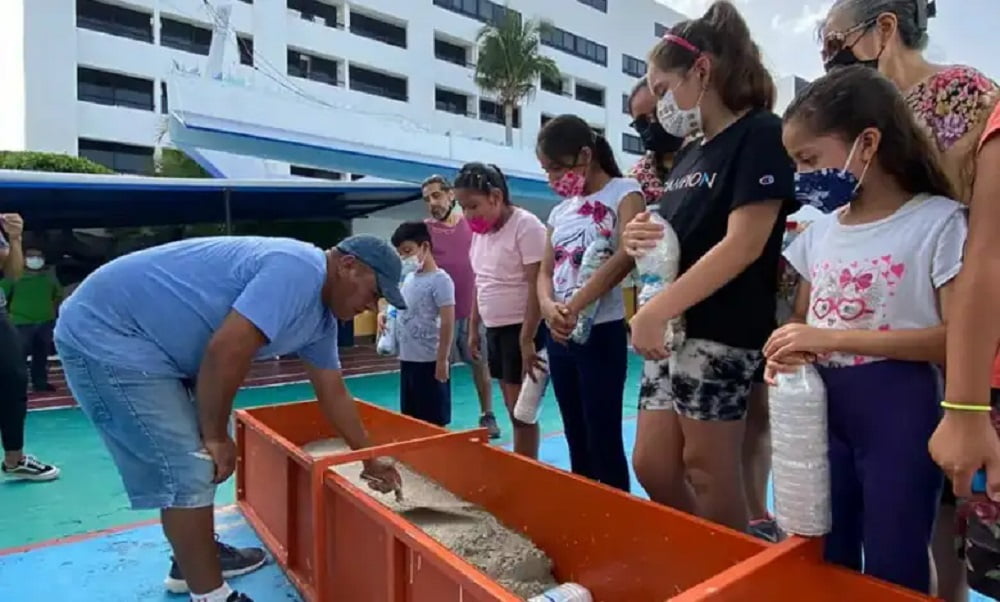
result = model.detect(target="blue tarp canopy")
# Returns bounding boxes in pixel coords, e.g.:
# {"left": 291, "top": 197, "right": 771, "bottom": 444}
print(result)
{"left": 0, "top": 170, "right": 422, "bottom": 229}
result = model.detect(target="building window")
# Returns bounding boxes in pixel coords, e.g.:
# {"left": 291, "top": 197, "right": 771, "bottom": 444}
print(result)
{"left": 79, "top": 139, "right": 154, "bottom": 174}
{"left": 291, "top": 165, "right": 343, "bottom": 180}
{"left": 350, "top": 173, "right": 364, "bottom": 181}
{"left": 575, "top": 83, "right": 605, "bottom": 107}
{"left": 540, "top": 73, "right": 564, "bottom": 95}
{"left": 238, "top": 0, "right": 252, "bottom": 4}
{"left": 479, "top": 99, "right": 520, "bottom": 128}
{"left": 161, "top": 82, "right": 168, "bottom": 114}
{"left": 435, "top": 88, "right": 470, "bottom": 116}
{"left": 349, "top": 10, "right": 406, "bottom": 48}
{"left": 349, "top": 65, "right": 408, "bottom": 102}
{"left": 432, "top": 0, "right": 520, "bottom": 28}
{"left": 288, "top": 0, "right": 339, "bottom": 28}
{"left": 434, "top": 36, "right": 468, "bottom": 67}
{"left": 622, "top": 133, "right": 644, "bottom": 155}
{"left": 237, "top": 36, "right": 254, "bottom": 66}
{"left": 622, "top": 54, "right": 646, "bottom": 78}
{"left": 592, "top": 126, "right": 605, "bottom": 137}
{"left": 540, "top": 114, "right": 554, "bottom": 128}
{"left": 622, "top": 93, "right": 630, "bottom": 114}
{"left": 654, "top": 22, "right": 669, "bottom": 37}
{"left": 76, "top": 0, "right": 153, "bottom": 43}
{"left": 540, "top": 26, "right": 607, "bottom": 66}
{"left": 77, "top": 67, "right": 154, "bottom": 111}
{"left": 288, "top": 50, "right": 340, "bottom": 86}
{"left": 160, "top": 18, "right": 212, "bottom": 56}
{"left": 577, "top": 0, "right": 607, "bottom": 11}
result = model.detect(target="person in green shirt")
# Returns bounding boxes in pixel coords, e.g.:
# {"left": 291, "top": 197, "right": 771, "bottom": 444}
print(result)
{"left": 1, "top": 248, "right": 63, "bottom": 392}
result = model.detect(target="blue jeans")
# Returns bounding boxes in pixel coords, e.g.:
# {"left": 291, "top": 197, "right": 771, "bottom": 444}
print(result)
{"left": 546, "top": 320, "right": 630, "bottom": 492}
{"left": 56, "top": 341, "right": 216, "bottom": 510}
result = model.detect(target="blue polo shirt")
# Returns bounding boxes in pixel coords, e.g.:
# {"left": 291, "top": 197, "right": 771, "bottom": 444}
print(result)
{"left": 55, "top": 236, "right": 341, "bottom": 377}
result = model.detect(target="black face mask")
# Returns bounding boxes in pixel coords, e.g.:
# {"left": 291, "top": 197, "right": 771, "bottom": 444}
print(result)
{"left": 824, "top": 46, "right": 879, "bottom": 72}
{"left": 634, "top": 118, "right": 684, "bottom": 154}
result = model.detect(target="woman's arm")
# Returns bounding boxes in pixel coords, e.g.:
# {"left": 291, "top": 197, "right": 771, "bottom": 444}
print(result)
{"left": 565, "top": 192, "right": 644, "bottom": 314}
{"left": 640, "top": 200, "right": 782, "bottom": 323}
{"left": 944, "top": 135, "right": 1000, "bottom": 406}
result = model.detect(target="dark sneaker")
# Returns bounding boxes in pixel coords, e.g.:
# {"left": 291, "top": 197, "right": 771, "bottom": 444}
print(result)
{"left": 1, "top": 455, "right": 60, "bottom": 481}
{"left": 164, "top": 539, "right": 267, "bottom": 593}
{"left": 227, "top": 593, "right": 253, "bottom": 602}
{"left": 479, "top": 412, "right": 501, "bottom": 440}
{"left": 748, "top": 517, "right": 782, "bottom": 543}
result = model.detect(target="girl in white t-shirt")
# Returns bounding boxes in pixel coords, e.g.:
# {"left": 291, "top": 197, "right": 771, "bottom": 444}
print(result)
{"left": 536, "top": 114, "right": 645, "bottom": 492}
{"left": 764, "top": 66, "right": 967, "bottom": 594}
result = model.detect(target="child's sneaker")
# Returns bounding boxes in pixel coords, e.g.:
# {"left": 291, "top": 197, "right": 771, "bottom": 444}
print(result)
{"left": 1, "top": 455, "right": 60, "bottom": 481}
{"left": 479, "top": 412, "right": 501, "bottom": 439}
{"left": 164, "top": 540, "right": 267, "bottom": 593}
{"left": 227, "top": 593, "right": 253, "bottom": 602}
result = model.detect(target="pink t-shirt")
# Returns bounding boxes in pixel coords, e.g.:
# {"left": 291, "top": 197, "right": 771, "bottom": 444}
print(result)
{"left": 469, "top": 207, "right": 547, "bottom": 328}
{"left": 426, "top": 216, "right": 476, "bottom": 320}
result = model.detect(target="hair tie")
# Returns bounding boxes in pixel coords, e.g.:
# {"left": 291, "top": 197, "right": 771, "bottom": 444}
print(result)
{"left": 663, "top": 33, "right": 701, "bottom": 55}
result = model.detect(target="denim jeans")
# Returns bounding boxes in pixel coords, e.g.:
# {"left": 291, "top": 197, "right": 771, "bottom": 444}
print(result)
{"left": 56, "top": 341, "right": 216, "bottom": 510}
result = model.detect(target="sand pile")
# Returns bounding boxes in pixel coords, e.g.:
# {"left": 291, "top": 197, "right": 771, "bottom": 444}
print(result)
{"left": 303, "top": 438, "right": 559, "bottom": 598}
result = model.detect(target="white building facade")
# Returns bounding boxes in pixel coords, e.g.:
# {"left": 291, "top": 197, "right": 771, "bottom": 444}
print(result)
{"left": 0, "top": 0, "right": 691, "bottom": 180}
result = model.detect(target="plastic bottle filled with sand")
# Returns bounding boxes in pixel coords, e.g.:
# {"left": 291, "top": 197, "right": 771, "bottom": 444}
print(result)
{"left": 769, "top": 364, "right": 831, "bottom": 536}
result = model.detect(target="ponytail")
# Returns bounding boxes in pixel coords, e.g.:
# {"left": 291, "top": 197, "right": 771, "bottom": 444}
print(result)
{"left": 648, "top": 1, "right": 775, "bottom": 112}
{"left": 537, "top": 114, "right": 622, "bottom": 177}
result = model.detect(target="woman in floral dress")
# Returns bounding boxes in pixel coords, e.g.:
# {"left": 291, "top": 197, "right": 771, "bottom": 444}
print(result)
{"left": 819, "top": 1, "right": 998, "bottom": 599}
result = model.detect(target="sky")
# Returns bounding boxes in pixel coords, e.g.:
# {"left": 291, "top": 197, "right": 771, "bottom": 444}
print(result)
{"left": 655, "top": 0, "right": 1000, "bottom": 82}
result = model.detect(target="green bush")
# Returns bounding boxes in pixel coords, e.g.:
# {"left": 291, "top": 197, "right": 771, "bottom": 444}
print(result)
{"left": 0, "top": 151, "right": 113, "bottom": 174}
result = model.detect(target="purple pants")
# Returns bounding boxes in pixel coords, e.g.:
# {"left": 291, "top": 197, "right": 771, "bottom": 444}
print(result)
{"left": 817, "top": 360, "right": 943, "bottom": 594}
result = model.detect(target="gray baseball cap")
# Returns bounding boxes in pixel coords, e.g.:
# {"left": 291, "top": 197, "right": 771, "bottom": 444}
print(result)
{"left": 336, "top": 234, "right": 407, "bottom": 309}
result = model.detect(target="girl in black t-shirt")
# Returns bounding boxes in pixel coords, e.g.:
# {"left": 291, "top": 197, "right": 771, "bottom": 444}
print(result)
{"left": 623, "top": 1, "right": 797, "bottom": 533}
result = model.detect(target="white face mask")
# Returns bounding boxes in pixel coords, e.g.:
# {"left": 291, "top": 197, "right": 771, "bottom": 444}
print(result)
{"left": 400, "top": 255, "right": 420, "bottom": 278}
{"left": 657, "top": 89, "right": 703, "bottom": 139}
{"left": 25, "top": 257, "right": 44, "bottom": 270}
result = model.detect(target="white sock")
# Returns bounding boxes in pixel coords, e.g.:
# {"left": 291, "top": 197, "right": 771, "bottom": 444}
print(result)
{"left": 191, "top": 583, "right": 233, "bottom": 602}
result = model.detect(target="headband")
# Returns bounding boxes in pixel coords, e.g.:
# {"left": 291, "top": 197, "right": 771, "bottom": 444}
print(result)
{"left": 662, "top": 34, "right": 701, "bottom": 55}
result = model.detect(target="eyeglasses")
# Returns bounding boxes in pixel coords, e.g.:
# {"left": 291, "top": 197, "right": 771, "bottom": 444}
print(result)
{"left": 820, "top": 17, "right": 877, "bottom": 63}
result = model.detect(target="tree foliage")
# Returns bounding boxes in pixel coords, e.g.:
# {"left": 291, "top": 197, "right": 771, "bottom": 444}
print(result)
{"left": 0, "top": 151, "right": 113, "bottom": 174}
{"left": 474, "top": 12, "right": 560, "bottom": 145}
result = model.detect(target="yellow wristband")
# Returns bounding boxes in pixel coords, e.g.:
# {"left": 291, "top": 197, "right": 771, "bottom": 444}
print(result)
{"left": 940, "top": 401, "right": 993, "bottom": 412}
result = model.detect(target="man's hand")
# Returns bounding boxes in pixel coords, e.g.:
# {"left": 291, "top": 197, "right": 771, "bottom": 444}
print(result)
{"left": 1, "top": 214, "right": 24, "bottom": 240}
{"left": 435, "top": 358, "right": 449, "bottom": 383}
{"left": 203, "top": 436, "right": 237, "bottom": 484}
{"left": 520, "top": 339, "right": 544, "bottom": 382}
{"left": 930, "top": 411, "right": 1000, "bottom": 500}
{"left": 361, "top": 457, "right": 403, "bottom": 500}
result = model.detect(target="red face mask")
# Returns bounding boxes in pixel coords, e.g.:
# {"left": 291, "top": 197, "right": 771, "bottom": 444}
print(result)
{"left": 467, "top": 216, "right": 496, "bottom": 234}
{"left": 550, "top": 170, "right": 586, "bottom": 198}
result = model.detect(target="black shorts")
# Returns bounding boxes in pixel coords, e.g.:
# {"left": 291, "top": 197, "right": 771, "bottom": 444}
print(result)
{"left": 485, "top": 323, "right": 546, "bottom": 385}
{"left": 399, "top": 361, "right": 451, "bottom": 427}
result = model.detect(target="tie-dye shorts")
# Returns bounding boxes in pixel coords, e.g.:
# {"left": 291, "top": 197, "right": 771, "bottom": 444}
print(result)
{"left": 638, "top": 338, "right": 763, "bottom": 421}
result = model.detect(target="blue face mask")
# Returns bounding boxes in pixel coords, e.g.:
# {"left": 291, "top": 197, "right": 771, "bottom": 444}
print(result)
{"left": 794, "top": 137, "right": 871, "bottom": 213}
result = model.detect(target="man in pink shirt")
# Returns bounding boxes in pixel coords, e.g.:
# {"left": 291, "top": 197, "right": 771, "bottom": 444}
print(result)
{"left": 421, "top": 176, "right": 499, "bottom": 438}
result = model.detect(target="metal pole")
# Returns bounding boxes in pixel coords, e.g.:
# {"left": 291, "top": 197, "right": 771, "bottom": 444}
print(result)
{"left": 224, "top": 188, "right": 232, "bottom": 234}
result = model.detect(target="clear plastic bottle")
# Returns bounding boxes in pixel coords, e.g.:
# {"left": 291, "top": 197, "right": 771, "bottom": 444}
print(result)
{"left": 528, "top": 583, "right": 593, "bottom": 602}
{"left": 635, "top": 213, "right": 684, "bottom": 349}
{"left": 769, "top": 363, "right": 831, "bottom": 537}
{"left": 513, "top": 348, "right": 549, "bottom": 424}
{"left": 570, "top": 238, "right": 614, "bottom": 344}
{"left": 376, "top": 306, "right": 398, "bottom": 356}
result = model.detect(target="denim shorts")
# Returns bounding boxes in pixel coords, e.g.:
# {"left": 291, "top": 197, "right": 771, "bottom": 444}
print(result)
{"left": 56, "top": 341, "right": 216, "bottom": 510}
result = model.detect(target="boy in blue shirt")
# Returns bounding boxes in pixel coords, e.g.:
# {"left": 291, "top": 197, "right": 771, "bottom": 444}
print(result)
{"left": 389, "top": 222, "right": 455, "bottom": 427}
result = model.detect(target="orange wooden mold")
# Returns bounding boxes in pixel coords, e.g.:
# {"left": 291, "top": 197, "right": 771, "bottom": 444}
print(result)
{"left": 234, "top": 399, "right": 454, "bottom": 602}
{"left": 315, "top": 432, "right": 770, "bottom": 602}
{"left": 672, "top": 537, "right": 941, "bottom": 602}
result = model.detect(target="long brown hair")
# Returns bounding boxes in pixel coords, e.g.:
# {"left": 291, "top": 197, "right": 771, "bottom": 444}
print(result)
{"left": 647, "top": 1, "right": 775, "bottom": 113}
{"left": 784, "top": 65, "right": 955, "bottom": 199}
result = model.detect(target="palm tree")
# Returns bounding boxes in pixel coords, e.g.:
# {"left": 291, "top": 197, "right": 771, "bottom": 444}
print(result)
{"left": 474, "top": 10, "right": 560, "bottom": 146}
